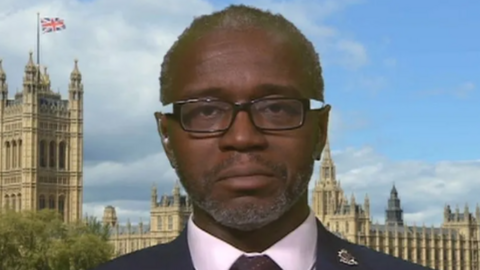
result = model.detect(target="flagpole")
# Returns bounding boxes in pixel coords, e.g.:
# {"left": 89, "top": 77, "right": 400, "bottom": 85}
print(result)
{"left": 36, "top": 12, "right": 40, "bottom": 65}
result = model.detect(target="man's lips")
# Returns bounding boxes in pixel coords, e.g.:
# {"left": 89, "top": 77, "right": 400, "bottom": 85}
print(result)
{"left": 216, "top": 165, "right": 277, "bottom": 190}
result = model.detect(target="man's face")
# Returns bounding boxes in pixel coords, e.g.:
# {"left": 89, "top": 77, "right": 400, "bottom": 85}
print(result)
{"left": 159, "top": 28, "right": 329, "bottom": 231}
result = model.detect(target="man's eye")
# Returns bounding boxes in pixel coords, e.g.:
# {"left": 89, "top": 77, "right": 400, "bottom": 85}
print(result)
{"left": 198, "top": 106, "right": 220, "bottom": 116}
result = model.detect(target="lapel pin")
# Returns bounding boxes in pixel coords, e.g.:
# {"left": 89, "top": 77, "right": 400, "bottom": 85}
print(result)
{"left": 338, "top": 249, "right": 358, "bottom": 266}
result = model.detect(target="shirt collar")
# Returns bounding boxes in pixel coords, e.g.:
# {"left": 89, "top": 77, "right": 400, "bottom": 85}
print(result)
{"left": 187, "top": 210, "right": 317, "bottom": 270}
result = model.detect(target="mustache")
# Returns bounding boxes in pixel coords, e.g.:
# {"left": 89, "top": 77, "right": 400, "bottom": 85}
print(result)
{"left": 203, "top": 152, "right": 288, "bottom": 182}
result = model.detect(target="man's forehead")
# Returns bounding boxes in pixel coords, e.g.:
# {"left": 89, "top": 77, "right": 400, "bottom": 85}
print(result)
{"left": 178, "top": 83, "right": 303, "bottom": 101}
{"left": 169, "top": 30, "right": 309, "bottom": 101}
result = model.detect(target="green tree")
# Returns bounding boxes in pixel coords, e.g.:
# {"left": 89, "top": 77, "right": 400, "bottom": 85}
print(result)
{"left": 0, "top": 209, "right": 114, "bottom": 270}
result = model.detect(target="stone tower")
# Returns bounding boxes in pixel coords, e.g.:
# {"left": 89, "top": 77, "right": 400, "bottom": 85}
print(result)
{"left": 311, "top": 138, "right": 370, "bottom": 243}
{"left": 311, "top": 137, "right": 343, "bottom": 220}
{"left": 0, "top": 52, "right": 84, "bottom": 223}
{"left": 385, "top": 184, "right": 404, "bottom": 226}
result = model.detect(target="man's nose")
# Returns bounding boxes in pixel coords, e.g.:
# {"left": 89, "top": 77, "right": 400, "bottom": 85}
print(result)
{"left": 218, "top": 111, "right": 268, "bottom": 152}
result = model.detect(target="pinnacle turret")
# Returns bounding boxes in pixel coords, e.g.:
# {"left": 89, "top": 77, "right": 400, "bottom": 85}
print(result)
{"left": 0, "top": 59, "right": 7, "bottom": 100}
{"left": 390, "top": 184, "right": 398, "bottom": 198}
{"left": 386, "top": 184, "right": 403, "bottom": 226}
{"left": 172, "top": 180, "right": 181, "bottom": 206}
{"left": 151, "top": 183, "right": 158, "bottom": 207}
{"left": 26, "top": 51, "right": 35, "bottom": 67}
{"left": 319, "top": 135, "right": 336, "bottom": 184}
{"left": 69, "top": 58, "right": 83, "bottom": 101}
{"left": 322, "top": 136, "right": 333, "bottom": 164}
{"left": 70, "top": 59, "right": 81, "bottom": 81}
{"left": 0, "top": 59, "right": 6, "bottom": 81}
{"left": 23, "top": 51, "right": 39, "bottom": 86}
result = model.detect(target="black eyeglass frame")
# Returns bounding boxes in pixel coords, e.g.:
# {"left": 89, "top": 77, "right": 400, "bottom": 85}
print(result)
{"left": 161, "top": 97, "right": 326, "bottom": 133}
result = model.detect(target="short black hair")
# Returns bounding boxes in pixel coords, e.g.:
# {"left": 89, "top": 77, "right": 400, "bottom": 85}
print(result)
{"left": 159, "top": 4, "right": 324, "bottom": 104}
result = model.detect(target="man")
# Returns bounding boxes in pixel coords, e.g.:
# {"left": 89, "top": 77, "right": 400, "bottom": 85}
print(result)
{"left": 92, "top": 4, "right": 433, "bottom": 270}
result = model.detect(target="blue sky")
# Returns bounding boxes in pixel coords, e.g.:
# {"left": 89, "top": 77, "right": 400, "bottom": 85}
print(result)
{"left": 315, "top": 0, "right": 480, "bottom": 161}
{"left": 1, "top": 0, "right": 479, "bottom": 225}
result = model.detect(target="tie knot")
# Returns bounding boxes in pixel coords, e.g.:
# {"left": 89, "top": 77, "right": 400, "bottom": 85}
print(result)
{"left": 230, "top": 255, "right": 282, "bottom": 270}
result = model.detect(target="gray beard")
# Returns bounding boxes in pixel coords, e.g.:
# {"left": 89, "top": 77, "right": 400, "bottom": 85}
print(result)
{"left": 175, "top": 153, "right": 314, "bottom": 231}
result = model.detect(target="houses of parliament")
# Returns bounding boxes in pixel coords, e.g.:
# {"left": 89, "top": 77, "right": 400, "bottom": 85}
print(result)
{"left": 0, "top": 52, "right": 83, "bottom": 222}
{"left": 1, "top": 53, "right": 479, "bottom": 270}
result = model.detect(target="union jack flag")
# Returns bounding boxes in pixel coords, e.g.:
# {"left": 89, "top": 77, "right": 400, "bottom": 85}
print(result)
{"left": 40, "top": 17, "right": 66, "bottom": 33}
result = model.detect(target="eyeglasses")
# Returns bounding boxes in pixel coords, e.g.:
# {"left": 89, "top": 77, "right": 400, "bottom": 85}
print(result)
{"left": 161, "top": 97, "right": 325, "bottom": 133}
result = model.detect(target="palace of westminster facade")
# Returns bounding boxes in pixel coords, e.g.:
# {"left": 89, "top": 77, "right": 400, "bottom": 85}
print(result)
{"left": 1, "top": 53, "right": 480, "bottom": 270}
{"left": 0, "top": 52, "right": 83, "bottom": 222}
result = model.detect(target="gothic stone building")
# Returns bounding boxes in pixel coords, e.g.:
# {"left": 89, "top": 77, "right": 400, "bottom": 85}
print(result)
{"left": 104, "top": 144, "right": 479, "bottom": 270}
{"left": 102, "top": 182, "right": 191, "bottom": 256}
{"left": 311, "top": 140, "right": 480, "bottom": 270}
{"left": 0, "top": 52, "right": 84, "bottom": 222}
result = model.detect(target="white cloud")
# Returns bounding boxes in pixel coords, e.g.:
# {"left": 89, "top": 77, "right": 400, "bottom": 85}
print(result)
{"left": 416, "top": 82, "right": 475, "bottom": 99}
{"left": 335, "top": 39, "right": 368, "bottom": 69}
{"left": 83, "top": 200, "right": 151, "bottom": 224}
{"left": 453, "top": 82, "right": 475, "bottom": 99}
{"left": 308, "top": 146, "right": 480, "bottom": 225}
{"left": 383, "top": 57, "right": 396, "bottom": 68}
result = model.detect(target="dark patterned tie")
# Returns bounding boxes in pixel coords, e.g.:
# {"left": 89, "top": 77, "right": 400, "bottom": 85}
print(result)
{"left": 229, "top": 255, "right": 282, "bottom": 270}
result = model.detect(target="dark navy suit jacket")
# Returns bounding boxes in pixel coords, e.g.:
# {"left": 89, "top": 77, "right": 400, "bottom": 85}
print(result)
{"left": 91, "top": 219, "right": 433, "bottom": 270}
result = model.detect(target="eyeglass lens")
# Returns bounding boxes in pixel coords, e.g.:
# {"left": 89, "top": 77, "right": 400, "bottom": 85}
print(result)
{"left": 180, "top": 99, "right": 304, "bottom": 132}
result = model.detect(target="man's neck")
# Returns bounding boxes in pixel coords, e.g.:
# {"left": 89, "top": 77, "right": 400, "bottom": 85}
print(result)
{"left": 192, "top": 195, "right": 310, "bottom": 252}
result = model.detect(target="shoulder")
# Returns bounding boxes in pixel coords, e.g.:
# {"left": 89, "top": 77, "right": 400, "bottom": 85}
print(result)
{"left": 346, "top": 241, "right": 434, "bottom": 270}
{"left": 89, "top": 242, "right": 179, "bottom": 270}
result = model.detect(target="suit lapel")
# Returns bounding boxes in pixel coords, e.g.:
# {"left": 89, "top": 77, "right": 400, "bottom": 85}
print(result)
{"left": 163, "top": 228, "right": 196, "bottom": 270}
{"left": 315, "top": 219, "right": 372, "bottom": 270}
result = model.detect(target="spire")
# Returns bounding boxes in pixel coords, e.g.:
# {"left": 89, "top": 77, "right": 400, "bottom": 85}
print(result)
{"left": 322, "top": 136, "right": 333, "bottom": 164}
{"left": 444, "top": 204, "right": 451, "bottom": 222}
{"left": 151, "top": 183, "right": 158, "bottom": 207}
{"left": 390, "top": 183, "right": 398, "bottom": 198}
{"left": 173, "top": 180, "right": 180, "bottom": 195}
{"left": 0, "top": 59, "right": 7, "bottom": 101}
{"left": 43, "top": 66, "right": 49, "bottom": 82}
{"left": 363, "top": 193, "right": 370, "bottom": 215}
{"left": 364, "top": 193, "right": 370, "bottom": 204}
{"left": 27, "top": 51, "right": 35, "bottom": 67}
{"left": 173, "top": 180, "right": 181, "bottom": 206}
{"left": 69, "top": 58, "right": 83, "bottom": 101}
{"left": 319, "top": 135, "right": 336, "bottom": 184}
{"left": 386, "top": 184, "right": 403, "bottom": 226}
{"left": 0, "top": 59, "right": 5, "bottom": 81}
{"left": 23, "top": 51, "right": 37, "bottom": 84}
{"left": 70, "top": 59, "right": 81, "bottom": 81}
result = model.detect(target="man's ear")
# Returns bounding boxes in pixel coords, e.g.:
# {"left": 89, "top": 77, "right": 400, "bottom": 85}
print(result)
{"left": 154, "top": 112, "right": 177, "bottom": 168}
{"left": 312, "top": 105, "right": 331, "bottom": 160}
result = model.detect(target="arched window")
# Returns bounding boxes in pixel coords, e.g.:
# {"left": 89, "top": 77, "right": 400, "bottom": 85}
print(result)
{"left": 49, "top": 141, "right": 56, "bottom": 168}
{"left": 18, "top": 140, "right": 22, "bottom": 168}
{"left": 4, "top": 195, "right": 9, "bottom": 209}
{"left": 157, "top": 216, "right": 162, "bottom": 230}
{"left": 168, "top": 216, "right": 173, "bottom": 230}
{"left": 39, "top": 195, "right": 46, "bottom": 210}
{"left": 58, "top": 195, "right": 65, "bottom": 217}
{"left": 12, "top": 141, "right": 16, "bottom": 168}
{"left": 17, "top": 193, "right": 21, "bottom": 211}
{"left": 48, "top": 195, "right": 55, "bottom": 209}
{"left": 10, "top": 194, "right": 17, "bottom": 211}
{"left": 39, "top": 141, "right": 47, "bottom": 167}
{"left": 11, "top": 194, "right": 16, "bottom": 211}
{"left": 59, "top": 141, "right": 66, "bottom": 169}
{"left": 5, "top": 142, "right": 10, "bottom": 169}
